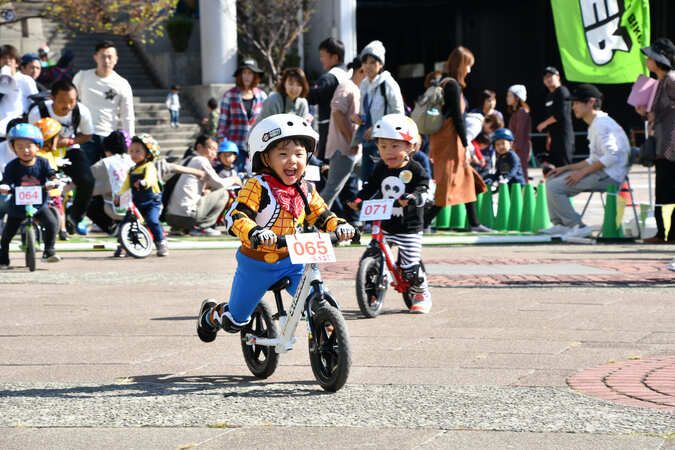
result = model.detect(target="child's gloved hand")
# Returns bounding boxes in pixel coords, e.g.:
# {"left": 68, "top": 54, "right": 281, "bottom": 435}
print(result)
{"left": 335, "top": 223, "right": 356, "bottom": 241}
{"left": 251, "top": 228, "right": 277, "bottom": 248}
{"left": 397, "top": 193, "right": 416, "bottom": 207}
{"left": 45, "top": 180, "right": 61, "bottom": 190}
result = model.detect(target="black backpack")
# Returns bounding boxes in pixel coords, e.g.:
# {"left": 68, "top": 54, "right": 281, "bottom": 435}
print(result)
{"left": 159, "top": 155, "right": 194, "bottom": 222}
{"left": 27, "top": 100, "right": 81, "bottom": 135}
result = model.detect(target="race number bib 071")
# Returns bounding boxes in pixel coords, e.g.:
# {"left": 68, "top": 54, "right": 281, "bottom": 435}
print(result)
{"left": 286, "top": 233, "right": 336, "bottom": 264}
{"left": 359, "top": 199, "right": 394, "bottom": 222}
{"left": 15, "top": 186, "right": 42, "bottom": 206}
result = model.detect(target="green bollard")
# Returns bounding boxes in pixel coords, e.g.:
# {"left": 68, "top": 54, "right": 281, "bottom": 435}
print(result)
{"left": 495, "top": 182, "right": 511, "bottom": 231}
{"left": 507, "top": 183, "right": 523, "bottom": 231}
{"left": 450, "top": 203, "right": 467, "bottom": 229}
{"left": 479, "top": 191, "right": 495, "bottom": 229}
{"left": 601, "top": 184, "right": 621, "bottom": 238}
{"left": 533, "top": 180, "right": 552, "bottom": 232}
{"left": 520, "top": 183, "right": 536, "bottom": 232}
{"left": 435, "top": 205, "right": 451, "bottom": 229}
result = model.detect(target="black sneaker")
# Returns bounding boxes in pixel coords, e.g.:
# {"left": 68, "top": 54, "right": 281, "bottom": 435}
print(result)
{"left": 65, "top": 215, "right": 77, "bottom": 235}
{"left": 59, "top": 230, "right": 69, "bottom": 241}
{"left": 197, "top": 299, "right": 218, "bottom": 343}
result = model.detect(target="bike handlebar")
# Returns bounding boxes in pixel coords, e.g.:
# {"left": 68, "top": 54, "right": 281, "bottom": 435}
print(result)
{"left": 251, "top": 229, "right": 361, "bottom": 250}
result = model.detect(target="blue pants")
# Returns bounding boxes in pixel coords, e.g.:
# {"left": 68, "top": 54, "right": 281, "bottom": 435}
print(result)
{"left": 169, "top": 109, "right": 179, "bottom": 125}
{"left": 227, "top": 251, "right": 304, "bottom": 324}
{"left": 360, "top": 141, "right": 380, "bottom": 182}
{"left": 136, "top": 197, "right": 164, "bottom": 242}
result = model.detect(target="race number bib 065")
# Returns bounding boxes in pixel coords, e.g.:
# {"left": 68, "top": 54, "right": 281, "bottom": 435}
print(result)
{"left": 286, "top": 233, "right": 336, "bottom": 264}
{"left": 359, "top": 199, "right": 394, "bottom": 222}
{"left": 15, "top": 186, "right": 42, "bottom": 206}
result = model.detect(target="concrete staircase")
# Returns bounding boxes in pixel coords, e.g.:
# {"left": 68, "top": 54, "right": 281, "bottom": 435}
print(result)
{"left": 41, "top": 21, "right": 200, "bottom": 158}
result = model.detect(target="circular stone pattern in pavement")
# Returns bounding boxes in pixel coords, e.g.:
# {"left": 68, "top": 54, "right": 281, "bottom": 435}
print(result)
{"left": 567, "top": 356, "right": 675, "bottom": 412}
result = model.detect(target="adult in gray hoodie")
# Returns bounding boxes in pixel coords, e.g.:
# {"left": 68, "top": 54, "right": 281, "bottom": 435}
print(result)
{"left": 354, "top": 40, "right": 405, "bottom": 181}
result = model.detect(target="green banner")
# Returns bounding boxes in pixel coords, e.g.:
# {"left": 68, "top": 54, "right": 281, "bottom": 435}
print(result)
{"left": 551, "top": 0, "right": 650, "bottom": 84}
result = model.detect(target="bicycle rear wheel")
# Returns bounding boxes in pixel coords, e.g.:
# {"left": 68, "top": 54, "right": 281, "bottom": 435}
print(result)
{"left": 24, "top": 224, "right": 36, "bottom": 272}
{"left": 119, "top": 221, "right": 153, "bottom": 258}
{"left": 308, "top": 303, "right": 351, "bottom": 392}
{"left": 240, "top": 302, "right": 279, "bottom": 379}
{"left": 356, "top": 255, "right": 387, "bottom": 318}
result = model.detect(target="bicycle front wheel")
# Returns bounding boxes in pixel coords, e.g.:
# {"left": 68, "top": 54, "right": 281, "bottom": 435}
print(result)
{"left": 308, "top": 304, "right": 351, "bottom": 392}
{"left": 356, "top": 256, "right": 387, "bottom": 318}
{"left": 240, "top": 302, "right": 279, "bottom": 379}
{"left": 119, "top": 221, "right": 153, "bottom": 258}
{"left": 24, "top": 224, "right": 36, "bottom": 272}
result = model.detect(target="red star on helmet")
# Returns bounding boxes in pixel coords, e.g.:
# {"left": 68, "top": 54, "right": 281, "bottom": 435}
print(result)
{"left": 398, "top": 131, "right": 413, "bottom": 142}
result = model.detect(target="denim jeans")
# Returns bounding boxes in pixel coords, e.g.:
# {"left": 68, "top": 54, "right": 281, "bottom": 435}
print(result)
{"left": 169, "top": 109, "right": 179, "bottom": 125}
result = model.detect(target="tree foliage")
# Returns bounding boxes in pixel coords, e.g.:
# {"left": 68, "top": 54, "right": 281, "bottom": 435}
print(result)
{"left": 46, "top": 0, "right": 179, "bottom": 42}
{"left": 237, "top": 0, "right": 317, "bottom": 83}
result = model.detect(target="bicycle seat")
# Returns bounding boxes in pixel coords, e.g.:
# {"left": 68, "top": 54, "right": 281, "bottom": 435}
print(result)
{"left": 267, "top": 277, "right": 291, "bottom": 292}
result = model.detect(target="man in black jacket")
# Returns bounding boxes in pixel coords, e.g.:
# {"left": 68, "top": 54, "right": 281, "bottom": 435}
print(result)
{"left": 307, "top": 37, "right": 348, "bottom": 161}
{"left": 537, "top": 66, "right": 575, "bottom": 168}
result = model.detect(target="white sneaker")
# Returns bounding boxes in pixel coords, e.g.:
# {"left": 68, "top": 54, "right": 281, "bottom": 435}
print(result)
{"left": 667, "top": 259, "right": 675, "bottom": 272}
{"left": 539, "top": 224, "right": 570, "bottom": 236}
{"left": 0, "top": 264, "right": 9, "bottom": 270}
{"left": 564, "top": 224, "right": 593, "bottom": 239}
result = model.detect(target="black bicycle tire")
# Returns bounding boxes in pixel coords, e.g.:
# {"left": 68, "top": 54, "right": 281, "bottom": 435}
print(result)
{"left": 119, "top": 221, "right": 153, "bottom": 258}
{"left": 240, "top": 302, "right": 280, "bottom": 379}
{"left": 356, "top": 256, "right": 387, "bottom": 318}
{"left": 308, "top": 304, "right": 352, "bottom": 392}
{"left": 25, "top": 224, "right": 36, "bottom": 272}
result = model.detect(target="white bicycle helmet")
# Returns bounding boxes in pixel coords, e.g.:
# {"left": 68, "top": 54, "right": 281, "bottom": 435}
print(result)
{"left": 372, "top": 114, "right": 419, "bottom": 145}
{"left": 248, "top": 113, "right": 318, "bottom": 173}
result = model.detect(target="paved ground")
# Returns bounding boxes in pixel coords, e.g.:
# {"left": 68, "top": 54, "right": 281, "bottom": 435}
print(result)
{"left": 0, "top": 243, "right": 674, "bottom": 449}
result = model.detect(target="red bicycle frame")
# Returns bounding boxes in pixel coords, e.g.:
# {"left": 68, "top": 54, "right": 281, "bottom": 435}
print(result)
{"left": 368, "top": 220, "right": 411, "bottom": 294}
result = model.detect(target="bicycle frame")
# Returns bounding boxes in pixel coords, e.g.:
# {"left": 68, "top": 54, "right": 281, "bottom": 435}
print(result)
{"left": 243, "top": 262, "right": 334, "bottom": 354}
{"left": 365, "top": 220, "right": 411, "bottom": 294}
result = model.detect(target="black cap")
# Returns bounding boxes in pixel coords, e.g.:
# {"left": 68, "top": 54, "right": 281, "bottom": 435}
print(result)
{"left": 233, "top": 58, "right": 264, "bottom": 77}
{"left": 570, "top": 84, "right": 603, "bottom": 101}
{"left": 543, "top": 66, "right": 560, "bottom": 76}
{"left": 641, "top": 38, "right": 675, "bottom": 69}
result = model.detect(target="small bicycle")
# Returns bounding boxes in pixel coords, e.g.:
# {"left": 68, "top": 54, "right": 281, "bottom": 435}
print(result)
{"left": 3, "top": 181, "right": 62, "bottom": 271}
{"left": 114, "top": 201, "right": 153, "bottom": 258}
{"left": 217, "top": 231, "right": 357, "bottom": 392}
{"left": 355, "top": 216, "right": 425, "bottom": 318}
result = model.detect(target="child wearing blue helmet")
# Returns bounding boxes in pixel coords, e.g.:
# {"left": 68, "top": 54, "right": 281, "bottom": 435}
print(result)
{"left": 215, "top": 139, "right": 241, "bottom": 182}
{"left": 0, "top": 123, "right": 62, "bottom": 268}
{"left": 483, "top": 128, "right": 526, "bottom": 186}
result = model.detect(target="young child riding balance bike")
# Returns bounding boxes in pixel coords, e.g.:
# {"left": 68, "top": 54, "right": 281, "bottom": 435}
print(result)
{"left": 196, "top": 113, "right": 356, "bottom": 339}
{"left": 349, "top": 114, "right": 432, "bottom": 314}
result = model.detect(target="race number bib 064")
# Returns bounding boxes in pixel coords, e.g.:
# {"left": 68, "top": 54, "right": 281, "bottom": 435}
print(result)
{"left": 286, "top": 233, "right": 336, "bottom": 264}
{"left": 15, "top": 186, "right": 42, "bottom": 206}
{"left": 359, "top": 199, "right": 394, "bottom": 222}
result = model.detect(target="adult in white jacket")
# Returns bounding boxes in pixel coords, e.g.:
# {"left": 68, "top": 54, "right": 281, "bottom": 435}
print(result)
{"left": 73, "top": 40, "right": 135, "bottom": 165}
{"left": 542, "top": 84, "right": 630, "bottom": 239}
{"left": 355, "top": 40, "right": 405, "bottom": 181}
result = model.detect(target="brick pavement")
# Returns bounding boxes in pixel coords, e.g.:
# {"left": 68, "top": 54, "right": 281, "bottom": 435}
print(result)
{"left": 568, "top": 356, "right": 675, "bottom": 412}
{"left": 323, "top": 257, "right": 675, "bottom": 287}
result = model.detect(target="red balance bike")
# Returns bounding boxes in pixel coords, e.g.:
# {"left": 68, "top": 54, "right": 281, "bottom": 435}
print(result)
{"left": 355, "top": 200, "right": 425, "bottom": 318}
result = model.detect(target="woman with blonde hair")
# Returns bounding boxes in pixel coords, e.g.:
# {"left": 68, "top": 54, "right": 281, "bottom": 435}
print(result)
{"left": 429, "top": 46, "right": 489, "bottom": 231}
